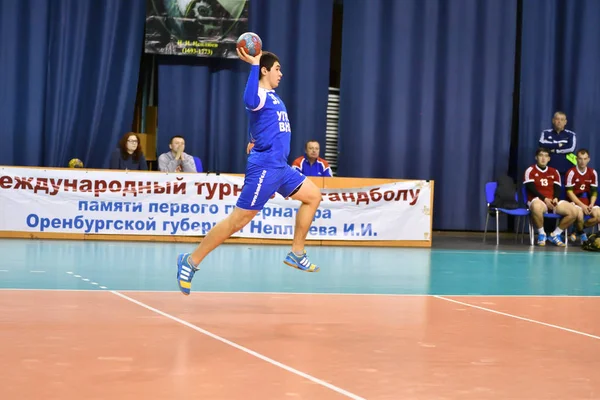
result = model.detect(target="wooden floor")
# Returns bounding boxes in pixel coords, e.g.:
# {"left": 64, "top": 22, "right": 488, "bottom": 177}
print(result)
{"left": 1, "top": 237, "right": 599, "bottom": 399}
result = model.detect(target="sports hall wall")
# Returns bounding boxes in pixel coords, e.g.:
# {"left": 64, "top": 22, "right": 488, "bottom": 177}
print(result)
{"left": 0, "top": 0, "right": 599, "bottom": 232}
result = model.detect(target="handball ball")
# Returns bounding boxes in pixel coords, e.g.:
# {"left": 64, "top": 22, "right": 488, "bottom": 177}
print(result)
{"left": 236, "top": 32, "right": 262, "bottom": 56}
{"left": 68, "top": 158, "right": 84, "bottom": 168}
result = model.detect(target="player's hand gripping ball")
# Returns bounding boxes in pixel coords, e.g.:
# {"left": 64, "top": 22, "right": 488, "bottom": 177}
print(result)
{"left": 236, "top": 32, "right": 262, "bottom": 56}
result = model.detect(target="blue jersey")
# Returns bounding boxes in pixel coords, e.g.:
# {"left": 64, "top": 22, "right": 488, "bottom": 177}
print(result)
{"left": 244, "top": 65, "right": 291, "bottom": 168}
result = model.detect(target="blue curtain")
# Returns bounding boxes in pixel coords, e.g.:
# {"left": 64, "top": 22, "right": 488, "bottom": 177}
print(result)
{"left": 157, "top": 56, "right": 250, "bottom": 173}
{"left": 157, "top": 0, "right": 333, "bottom": 173}
{"left": 337, "top": 0, "right": 518, "bottom": 231}
{"left": 0, "top": 0, "right": 145, "bottom": 168}
{"left": 518, "top": 0, "right": 600, "bottom": 180}
{"left": 0, "top": 0, "right": 48, "bottom": 167}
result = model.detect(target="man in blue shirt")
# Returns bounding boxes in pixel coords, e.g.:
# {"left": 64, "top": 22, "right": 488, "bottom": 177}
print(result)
{"left": 292, "top": 140, "right": 333, "bottom": 177}
{"left": 538, "top": 111, "right": 577, "bottom": 175}
{"left": 175, "top": 48, "right": 322, "bottom": 296}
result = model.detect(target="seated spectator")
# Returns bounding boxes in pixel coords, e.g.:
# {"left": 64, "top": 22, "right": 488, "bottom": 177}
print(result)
{"left": 158, "top": 135, "right": 197, "bottom": 173}
{"left": 292, "top": 140, "right": 332, "bottom": 177}
{"left": 109, "top": 133, "right": 148, "bottom": 170}
{"left": 524, "top": 147, "right": 577, "bottom": 246}
{"left": 565, "top": 148, "right": 600, "bottom": 244}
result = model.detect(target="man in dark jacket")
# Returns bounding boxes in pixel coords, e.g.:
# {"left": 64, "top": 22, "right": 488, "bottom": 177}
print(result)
{"left": 538, "top": 111, "right": 577, "bottom": 176}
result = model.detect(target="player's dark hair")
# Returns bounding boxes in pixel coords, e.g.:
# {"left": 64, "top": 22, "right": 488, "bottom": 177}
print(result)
{"left": 577, "top": 148, "right": 590, "bottom": 156}
{"left": 260, "top": 51, "right": 280, "bottom": 78}
{"left": 170, "top": 135, "right": 184, "bottom": 144}
{"left": 536, "top": 147, "right": 550, "bottom": 156}
{"left": 118, "top": 132, "right": 144, "bottom": 162}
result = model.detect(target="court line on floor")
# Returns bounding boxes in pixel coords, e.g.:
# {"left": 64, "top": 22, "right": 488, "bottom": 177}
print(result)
{"left": 120, "top": 291, "right": 600, "bottom": 298}
{"left": 430, "top": 249, "right": 600, "bottom": 257}
{"left": 65, "top": 271, "right": 107, "bottom": 289}
{"left": 118, "top": 290, "right": 600, "bottom": 298}
{"left": 434, "top": 295, "right": 600, "bottom": 340}
{"left": 110, "top": 290, "right": 366, "bottom": 400}
{"left": 1, "top": 288, "right": 600, "bottom": 298}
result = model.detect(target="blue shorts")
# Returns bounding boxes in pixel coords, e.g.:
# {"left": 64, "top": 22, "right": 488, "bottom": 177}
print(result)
{"left": 236, "top": 162, "right": 306, "bottom": 210}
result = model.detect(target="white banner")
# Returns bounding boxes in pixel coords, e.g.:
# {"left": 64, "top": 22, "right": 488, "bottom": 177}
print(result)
{"left": 0, "top": 168, "right": 432, "bottom": 241}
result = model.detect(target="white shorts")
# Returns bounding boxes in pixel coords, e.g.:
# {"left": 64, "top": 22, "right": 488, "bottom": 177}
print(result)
{"left": 528, "top": 197, "right": 569, "bottom": 213}
{"left": 571, "top": 202, "right": 600, "bottom": 211}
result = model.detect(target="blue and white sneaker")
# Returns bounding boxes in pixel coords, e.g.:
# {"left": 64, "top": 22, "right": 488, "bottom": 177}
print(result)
{"left": 537, "top": 233, "right": 547, "bottom": 246}
{"left": 580, "top": 233, "right": 588, "bottom": 244}
{"left": 284, "top": 251, "right": 320, "bottom": 272}
{"left": 176, "top": 253, "right": 198, "bottom": 295}
{"left": 548, "top": 233, "right": 566, "bottom": 247}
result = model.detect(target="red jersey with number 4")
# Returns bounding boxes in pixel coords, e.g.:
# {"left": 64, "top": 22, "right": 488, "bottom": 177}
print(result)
{"left": 565, "top": 166, "right": 598, "bottom": 206}
{"left": 523, "top": 164, "right": 561, "bottom": 203}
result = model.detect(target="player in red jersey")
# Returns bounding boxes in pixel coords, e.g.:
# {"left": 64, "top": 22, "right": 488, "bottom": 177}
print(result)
{"left": 523, "top": 148, "right": 578, "bottom": 246}
{"left": 565, "top": 148, "right": 600, "bottom": 243}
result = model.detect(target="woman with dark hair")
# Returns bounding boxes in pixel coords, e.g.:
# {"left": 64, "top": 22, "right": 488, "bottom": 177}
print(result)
{"left": 109, "top": 132, "right": 148, "bottom": 170}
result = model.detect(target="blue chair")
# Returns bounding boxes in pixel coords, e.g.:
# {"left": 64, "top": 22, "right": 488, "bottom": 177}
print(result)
{"left": 483, "top": 182, "right": 530, "bottom": 245}
{"left": 521, "top": 186, "right": 568, "bottom": 247}
{"left": 193, "top": 156, "right": 203, "bottom": 173}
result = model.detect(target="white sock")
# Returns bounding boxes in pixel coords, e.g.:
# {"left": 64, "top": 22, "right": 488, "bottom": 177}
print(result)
{"left": 551, "top": 228, "right": 564, "bottom": 236}
{"left": 537, "top": 228, "right": 545, "bottom": 235}
{"left": 187, "top": 255, "right": 199, "bottom": 270}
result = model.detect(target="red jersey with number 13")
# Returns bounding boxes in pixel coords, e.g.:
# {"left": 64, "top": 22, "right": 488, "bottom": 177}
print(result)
{"left": 523, "top": 164, "right": 561, "bottom": 202}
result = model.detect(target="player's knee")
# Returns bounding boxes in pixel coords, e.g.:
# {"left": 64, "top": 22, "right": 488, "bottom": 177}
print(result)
{"left": 530, "top": 202, "right": 543, "bottom": 215}
{"left": 228, "top": 209, "right": 255, "bottom": 232}
{"left": 569, "top": 206, "right": 581, "bottom": 219}
{"left": 307, "top": 185, "right": 322, "bottom": 206}
{"left": 570, "top": 206, "right": 580, "bottom": 218}
{"left": 563, "top": 208, "right": 575, "bottom": 220}
{"left": 297, "top": 180, "right": 321, "bottom": 206}
{"left": 231, "top": 219, "right": 248, "bottom": 232}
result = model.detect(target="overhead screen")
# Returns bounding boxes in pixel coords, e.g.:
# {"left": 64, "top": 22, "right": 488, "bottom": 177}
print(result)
{"left": 145, "top": 0, "right": 249, "bottom": 59}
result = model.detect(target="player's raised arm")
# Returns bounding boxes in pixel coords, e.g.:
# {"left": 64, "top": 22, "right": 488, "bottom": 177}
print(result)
{"left": 237, "top": 48, "right": 263, "bottom": 111}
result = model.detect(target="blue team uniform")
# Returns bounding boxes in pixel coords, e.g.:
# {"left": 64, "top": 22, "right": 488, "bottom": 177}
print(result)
{"left": 236, "top": 65, "right": 306, "bottom": 210}
{"left": 175, "top": 64, "right": 318, "bottom": 296}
